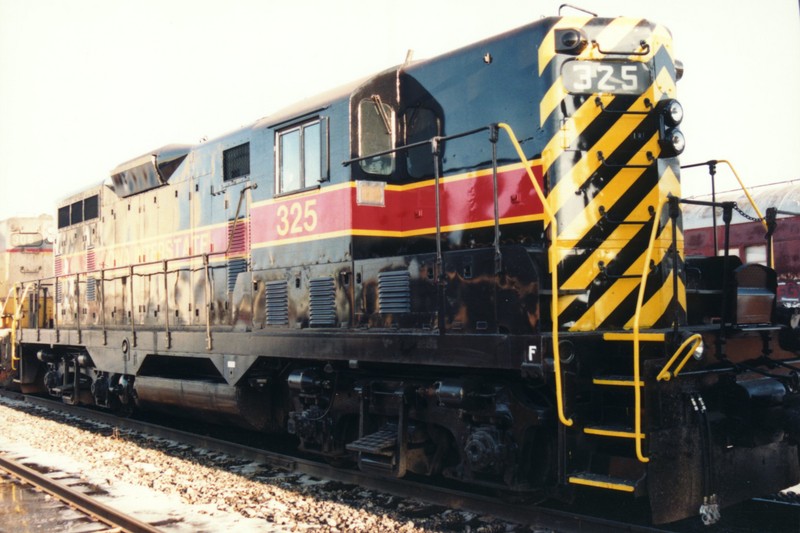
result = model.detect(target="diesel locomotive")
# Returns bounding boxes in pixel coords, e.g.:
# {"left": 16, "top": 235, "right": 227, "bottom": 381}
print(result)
{"left": 6, "top": 12, "right": 800, "bottom": 525}
{"left": 0, "top": 215, "right": 54, "bottom": 386}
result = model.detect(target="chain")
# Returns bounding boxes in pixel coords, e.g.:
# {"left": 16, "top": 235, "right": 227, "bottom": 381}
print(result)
{"left": 732, "top": 202, "right": 765, "bottom": 223}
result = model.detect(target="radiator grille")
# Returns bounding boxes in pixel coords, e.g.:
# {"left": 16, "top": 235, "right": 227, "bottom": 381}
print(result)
{"left": 86, "top": 277, "right": 96, "bottom": 302}
{"left": 309, "top": 277, "right": 336, "bottom": 327}
{"left": 378, "top": 270, "right": 411, "bottom": 314}
{"left": 227, "top": 218, "right": 249, "bottom": 255}
{"left": 227, "top": 258, "right": 247, "bottom": 293}
{"left": 86, "top": 249, "right": 96, "bottom": 272}
{"left": 265, "top": 280, "right": 289, "bottom": 326}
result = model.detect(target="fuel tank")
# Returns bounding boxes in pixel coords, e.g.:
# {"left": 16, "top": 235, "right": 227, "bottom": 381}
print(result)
{"left": 133, "top": 376, "right": 274, "bottom": 431}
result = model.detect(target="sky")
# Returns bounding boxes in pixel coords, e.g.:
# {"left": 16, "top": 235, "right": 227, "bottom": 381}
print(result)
{"left": 0, "top": 0, "right": 798, "bottom": 219}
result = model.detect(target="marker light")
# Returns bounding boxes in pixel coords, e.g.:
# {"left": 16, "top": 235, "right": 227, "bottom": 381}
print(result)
{"left": 675, "top": 59, "right": 685, "bottom": 81}
{"left": 692, "top": 339, "right": 705, "bottom": 361}
{"left": 554, "top": 28, "right": 588, "bottom": 54}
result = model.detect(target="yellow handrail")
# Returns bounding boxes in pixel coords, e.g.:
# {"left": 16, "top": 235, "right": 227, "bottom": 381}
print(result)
{"left": 1, "top": 287, "right": 17, "bottom": 327}
{"left": 715, "top": 160, "right": 772, "bottom": 268}
{"left": 657, "top": 333, "right": 703, "bottom": 382}
{"left": 497, "top": 123, "right": 573, "bottom": 427}
{"left": 10, "top": 282, "right": 35, "bottom": 371}
{"left": 630, "top": 198, "right": 669, "bottom": 463}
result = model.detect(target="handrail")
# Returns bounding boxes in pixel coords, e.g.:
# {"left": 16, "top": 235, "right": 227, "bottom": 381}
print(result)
{"left": 657, "top": 333, "right": 703, "bottom": 382}
{"left": 10, "top": 282, "right": 36, "bottom": 371}
{"left": 496, "top": 123, "right": 573, "bottom": 427}
{"left": 683, "top": 159, "right": 772, "bottom": 268}
{"left": 1, "top": 287, "right": 16, "bottom": 328}
{"left": 630, "top": 198, "right": 669, "bottom": 463}
{"left": 715, "top": 160, "right": 773, "bottom": 270}
{"left": 714, "top": 160, "right": 767, "bottom": 231}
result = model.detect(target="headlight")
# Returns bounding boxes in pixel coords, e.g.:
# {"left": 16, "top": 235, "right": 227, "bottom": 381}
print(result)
{"left": 554, "top": 28, "right": 588, "bottom": 55}
{"left": 658, "top": 99, "right": 683, "bottom": 126}
{"left": 659, "top": 128, "right": 685, "bottom": 157}
{"left": 664, "top": 99, "right": 683, "bottom": 126}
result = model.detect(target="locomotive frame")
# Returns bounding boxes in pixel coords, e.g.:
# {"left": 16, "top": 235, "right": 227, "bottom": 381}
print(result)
{"left": 5, "top": 13, "right": 800, "bottom": 525}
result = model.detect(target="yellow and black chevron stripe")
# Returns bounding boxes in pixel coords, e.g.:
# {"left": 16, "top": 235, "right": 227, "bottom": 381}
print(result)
{"left": 539, "top": 17, "right": 685, "bottom": 332}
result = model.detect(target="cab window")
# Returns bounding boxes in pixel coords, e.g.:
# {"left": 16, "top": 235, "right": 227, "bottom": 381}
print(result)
{"left": 223, "top": 142, "right": 250, "bottom": 182}
{"left": 358, "top": 97, "right": 395, "bottom": 176}
{"left": 405, "top": 107, "right": 439, "bottom": 179}
{"left": 277, "top": 119, "right": 324, "bottom": 194}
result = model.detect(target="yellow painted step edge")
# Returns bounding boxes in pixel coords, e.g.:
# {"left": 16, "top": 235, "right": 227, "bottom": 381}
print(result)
{"left": 592, "top": 378, "right": 644, "bottom": 387}
{"left": 603, "top": 332, "right": 666, "bottom": 341}
{"left": 568, "top": 476, "right": 635, "bottom": 493}
{"left": 584, "top": 427, "right": 644, "bottom": 439}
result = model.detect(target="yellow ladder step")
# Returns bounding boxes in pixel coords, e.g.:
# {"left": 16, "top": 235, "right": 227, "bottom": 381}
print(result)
{"left": 568, "top": 472, "right": 637, "bottom": 493}
{"left": 603, "top": 332, "right": 666, "bottom": 342}
{"left": 592, "top": 375, "right": 643, "bottom": 387}
{"left": 584, "top": 425, "right": 644, "bottom": 440}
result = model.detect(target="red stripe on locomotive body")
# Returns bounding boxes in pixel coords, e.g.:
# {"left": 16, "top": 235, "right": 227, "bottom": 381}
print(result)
{"left": 250, "top": 187, "right": 351, "bottom": 245}
{"left": 0, "top": 248, "right": 52, "bottom": 254}
{"left": 54, "top": 164, "right": 544, "bottom": 271}
{"left": 357, "top": 165, "right": 545, "bottom": 234}
{"left": 250, "top": 163, "right": 544, "bottom": 246}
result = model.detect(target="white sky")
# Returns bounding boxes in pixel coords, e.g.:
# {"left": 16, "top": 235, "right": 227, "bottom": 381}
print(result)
{"left": 0, "top": 0, "right": 798, "bottom": 218}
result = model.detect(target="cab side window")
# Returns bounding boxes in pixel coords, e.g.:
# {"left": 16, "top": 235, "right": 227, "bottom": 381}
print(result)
{"left": 276, "top": 119, "right": 325, "bottom": 194}
{"left": 223, "top": 143, "right": 250, "bottom": 182}
{"left": 404, "top": 107, "right": 439, "bottom": 179}
{"left": 358, "top": 97, "right": 395, "bottom": 176}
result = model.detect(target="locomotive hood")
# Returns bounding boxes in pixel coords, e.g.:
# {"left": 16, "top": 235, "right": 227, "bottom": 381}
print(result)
{"left": 110, "top": 143, "right": 192, "bottom": 198}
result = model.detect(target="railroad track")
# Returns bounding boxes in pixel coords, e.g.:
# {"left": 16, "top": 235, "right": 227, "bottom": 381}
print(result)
{"left": 0, "top": 452, "right": 161, "bottom": 533}
{"left": 3, "top": 391, "right": 798, "bottom": 532}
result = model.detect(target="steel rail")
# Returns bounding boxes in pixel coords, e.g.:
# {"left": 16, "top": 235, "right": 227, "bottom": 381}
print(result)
{"left": 0, "top": 452, "right": 162, "bottom": 533}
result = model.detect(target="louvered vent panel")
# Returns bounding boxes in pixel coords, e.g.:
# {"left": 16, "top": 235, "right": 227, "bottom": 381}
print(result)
{"left": 86, "top": 277, "right": 96, "bottom": 302}
{"left": 227, "top": 258, "right": 247, "bottom": 293}
{"left": 309, "top": 277, "right": 336, "bottom": 327}
{"left": 227, "top": 218, "right": 249, "bottom": 255}
{"left": 86, "top": 248, "right": 96, "bottom": 272}
{"left": 378, "top": 270, "right": 411, "bottom": 314}
{"left": 265, "top": 280, "right": 289, "bottom": 326}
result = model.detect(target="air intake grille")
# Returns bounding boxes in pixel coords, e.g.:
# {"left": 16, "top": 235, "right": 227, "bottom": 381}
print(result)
{"left": 227, "top": 218, "right": 249, "bottom": 255}
{"left": 309, "top": 277, "right": 336, "bottom": 327}
{"left": 378, "top": 270, "right": 411, "bottom": 314}
{"left": 227, "top": 258, "right": 247, "bottom": 292}
{"left": 86, "top": 249, "right": 96, "bottom": 272}
{"left": 86, "top": 277, "right": 96, "bottom": 302}
{"left": 265, "top": 280, "right": 289, "bottom": 326}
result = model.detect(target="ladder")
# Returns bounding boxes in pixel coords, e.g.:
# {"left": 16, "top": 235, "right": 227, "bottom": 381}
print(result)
{"left": 497, "top": 125, "right": 683, "bottom": 492}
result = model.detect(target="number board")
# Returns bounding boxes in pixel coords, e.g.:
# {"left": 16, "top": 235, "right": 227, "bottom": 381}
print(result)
{"left": 562, "top": 61, "right": 651, "bottom": 95}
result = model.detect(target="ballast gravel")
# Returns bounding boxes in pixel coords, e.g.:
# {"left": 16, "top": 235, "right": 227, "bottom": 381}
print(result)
{"left": 0, "top": 397, "right": 535, "bottom": 532}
